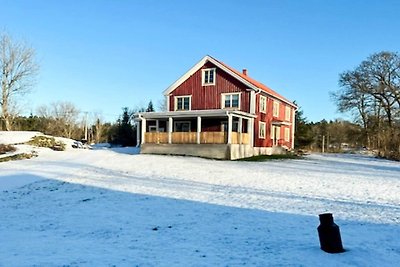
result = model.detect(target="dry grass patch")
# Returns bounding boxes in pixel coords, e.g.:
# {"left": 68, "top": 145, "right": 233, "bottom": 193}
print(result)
{"left": 0, "top": 144, "right": 17, "bottom": 154}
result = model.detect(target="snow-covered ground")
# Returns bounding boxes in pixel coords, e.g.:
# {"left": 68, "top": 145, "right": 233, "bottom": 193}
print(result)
{"left": 0, "top": 134, "right": 399, "bottom": 266}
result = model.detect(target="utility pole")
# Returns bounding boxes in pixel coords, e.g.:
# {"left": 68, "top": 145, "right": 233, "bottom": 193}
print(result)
{"left": 84, "top": 112, "right": 88, "bottom": 142}
{"left": 322, "top": 135, "right": 325, "bottom": 153}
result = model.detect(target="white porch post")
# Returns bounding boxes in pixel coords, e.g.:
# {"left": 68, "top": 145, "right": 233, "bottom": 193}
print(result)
{"left": 238, "top": 117, "right": 243, "bottom": 144}
{"left": 136, "top": 121, "right": 141, "bottom": 147}
{"left": 248, "top": 118, "right": 254, "bottom": 147}
{"left": 227, "top": 114, "right": 232, "bottom": 144}
{"left": 156, "top": 120, "right": 159, "bottom": 132}
{"left": 141, "top": 118, "right": 147, "bottom": 144}
{"left": 168, "top": 117, "right": 173, "bottom": 144}
{"left": 197, "top": 116, "right": 201, "bottom": 144}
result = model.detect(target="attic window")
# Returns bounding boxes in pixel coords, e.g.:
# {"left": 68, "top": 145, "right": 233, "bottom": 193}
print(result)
{"left": 202, "top": 68, "right": 216, "bottom": 86}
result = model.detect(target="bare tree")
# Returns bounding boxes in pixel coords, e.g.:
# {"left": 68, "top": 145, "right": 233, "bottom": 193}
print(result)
{"left": 157, "top": 97, "right": 167, "bottom": 112}
{"left": 0, "top": 33, "right": 39, "bottom": 130}
{"left": 91, "top": 112, "right": 106, "bottom": 143}
{"left": 333, "top": 51, "right": 400, "bottom": 159}
{"left": 37, "top": 101, "right": 80, "bottom": 138}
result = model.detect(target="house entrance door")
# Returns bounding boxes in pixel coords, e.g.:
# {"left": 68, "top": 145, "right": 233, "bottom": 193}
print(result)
{"left": 272, "top": 125, "right": 281, "bottom": 146}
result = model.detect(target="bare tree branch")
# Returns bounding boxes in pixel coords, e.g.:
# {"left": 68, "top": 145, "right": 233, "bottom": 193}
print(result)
{"left": 1, "top": 32, "right": 39, "bottom": 130}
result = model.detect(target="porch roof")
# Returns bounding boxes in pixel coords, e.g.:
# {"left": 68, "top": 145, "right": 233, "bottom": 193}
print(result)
{"left": 272, "top": 119, "right": 291, "bottom": 126}
{"left": 135, "top": 109, "right": 257, "bottom": 120}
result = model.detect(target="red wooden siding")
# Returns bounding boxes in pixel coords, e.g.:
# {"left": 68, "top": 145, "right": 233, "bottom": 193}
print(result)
{"left": 169, "top": 62, "right": 250, "bottom": 112}
{"left": 166, "top": 58, "right": 295, "bottom": 149}
{"left": 253, "top": 94, "right": 295, "bottom": 148}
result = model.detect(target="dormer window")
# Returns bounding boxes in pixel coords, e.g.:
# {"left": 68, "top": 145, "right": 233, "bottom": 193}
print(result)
{"left": 202, "top": 68, "right": 216, "bottom": 86}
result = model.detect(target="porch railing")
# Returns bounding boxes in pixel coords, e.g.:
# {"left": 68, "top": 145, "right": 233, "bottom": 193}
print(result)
{"left": 145, "top": 132, "right": 168, "bottom": 144}
{"left": 172, "top": 132, "right": 197, "bottom": 144}
{"left": 145, "top": 132, "right": 249, "bottom": 145}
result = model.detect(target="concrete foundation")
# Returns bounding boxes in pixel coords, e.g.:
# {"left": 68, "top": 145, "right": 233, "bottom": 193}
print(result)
{"left": 140, "top": 143, "right": 287, "bottom": 160}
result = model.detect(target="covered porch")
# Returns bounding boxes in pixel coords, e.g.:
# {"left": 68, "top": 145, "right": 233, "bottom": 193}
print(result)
{"left": 135, "top": 110, "right": 256, "bottom": 147}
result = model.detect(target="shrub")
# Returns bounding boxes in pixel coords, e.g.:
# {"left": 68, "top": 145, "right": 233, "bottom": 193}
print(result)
{"left": 27, "top": 136, "right": 66, "bottom": 151}
{"left": 0, "top": 152, "right": 37, "bottom": 162}
{"left": 0, "top": 144, "right": 16, "bottom": 155}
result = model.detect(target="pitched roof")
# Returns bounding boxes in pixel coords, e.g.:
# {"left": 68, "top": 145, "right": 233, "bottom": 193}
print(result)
{"left": 164, "top": 55, "right": 297, "bottom": 108}
{"left": 211, "top": 56, "right": 295, "bottom": 107}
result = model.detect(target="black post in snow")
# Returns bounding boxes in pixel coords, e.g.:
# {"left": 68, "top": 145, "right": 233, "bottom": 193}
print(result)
{"left": 317, "top": 213, "right": 345, "bottom": 253}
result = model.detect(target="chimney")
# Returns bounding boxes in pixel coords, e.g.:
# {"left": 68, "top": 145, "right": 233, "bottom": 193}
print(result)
{"left": 242, "top": 69, "right": 247, "bottom": 76}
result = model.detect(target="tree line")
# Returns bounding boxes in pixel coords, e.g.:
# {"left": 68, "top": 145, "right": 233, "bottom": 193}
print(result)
{"left": 295, "top": 106, "right": 364, "bottom": 153}
{"left": 0, "top": 101, "right": 155, "bottom": 146}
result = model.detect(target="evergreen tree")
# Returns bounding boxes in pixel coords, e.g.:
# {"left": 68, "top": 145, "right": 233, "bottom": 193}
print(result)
{"left": 146, "top": 100, "right": 155, "bottom": 112}
{"left": 294, "top": 104, "right": 314, "bottom": 149}
{"left": 110, "top": 107, "right": 136, "bottom": 146}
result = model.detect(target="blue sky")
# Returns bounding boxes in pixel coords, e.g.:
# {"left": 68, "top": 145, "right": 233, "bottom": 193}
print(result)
{"left": 2, "top": 0, "right": 400, "bottom": 122}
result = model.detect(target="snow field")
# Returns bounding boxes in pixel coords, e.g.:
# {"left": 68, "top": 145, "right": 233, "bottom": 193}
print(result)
{"left": 0, "top": 143, "right": 399, "bottom": 266}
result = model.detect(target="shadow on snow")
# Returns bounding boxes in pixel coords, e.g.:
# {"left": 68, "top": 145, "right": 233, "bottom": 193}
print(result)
{"left": 0, "top": 174, "right": 399, "bottom": 266}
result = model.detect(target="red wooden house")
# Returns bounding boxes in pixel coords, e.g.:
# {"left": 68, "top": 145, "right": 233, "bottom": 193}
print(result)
{"left": 135, "top": 55, "right": 297, "bottom": 159}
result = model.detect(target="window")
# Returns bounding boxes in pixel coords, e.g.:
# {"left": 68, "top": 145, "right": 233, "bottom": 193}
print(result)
{"left": 149, "top": 126, "right": 157, "bottom": 132}
{"left": 260, "top": 95, "right": 267, "bottom": 113}
{"left": 221, "top": 121, "right": 239, "bottom": 132}
{"left": 259, "top": 122, "right": 266, "bottom": 139}
{"left": 222, "top": 93, "right": 240, "bottom": 109}
{"left": 174, "top": 121, "right": 191, "bottom": 132}
{"left": 175, "top": 96, "right": 191, "bottom": 111}
{"left": 284, "top": 128, "right": 290, "bottom": 141}
{"left": 285, "top": 106, "right": 291, "bottom": 121}
{"left": 202, "top": 68, "right": 216, "bottom": 86}
{"left": 273, "top": 101, "right": 279, "bottom": 117}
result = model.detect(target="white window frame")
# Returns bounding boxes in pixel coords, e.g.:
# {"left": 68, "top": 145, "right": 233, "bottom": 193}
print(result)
{"left": 260, "top": 95, "right": 267, "bottom": 113}
{"left": 285, "top": 106, "right": 291, "bottom": 121}
{"left": 259, "top": 122, "right": 266, "bottom": 139}
{"left": 174, "top": 121, "right": 191, "bottom": 132}
{"left": 221, "top": 93, "right": 241, "bottom": 109}
{"left": 273, "top": 101, "right": 280, "bottom": 117}
{"left": 284, "top": 128, "right": 290, "bottom": 142}
{"left": 202, "top": 68, "right": 216, "bottom": 86}
{"left": 149, "top": 126, "right": 157, "bottom": 132}
{"left": 174, "top": 95, "right": 192, "bottom": 111}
